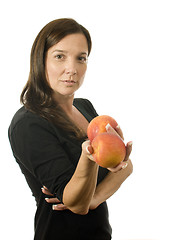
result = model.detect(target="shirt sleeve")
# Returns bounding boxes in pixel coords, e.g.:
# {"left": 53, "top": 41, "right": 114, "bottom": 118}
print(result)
{"left": 9, "top": 115, "right": 76, "bottom": 202}
{"left": 73, "top": 98, "right": 98, "bottom": 121}
{"left": 81, "top": 99, "right": 98, "bottom": 116}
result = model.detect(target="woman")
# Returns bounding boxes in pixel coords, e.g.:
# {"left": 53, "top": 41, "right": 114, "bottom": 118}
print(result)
{"left": 8, "top": 18, "right": 133, "bottom": 240}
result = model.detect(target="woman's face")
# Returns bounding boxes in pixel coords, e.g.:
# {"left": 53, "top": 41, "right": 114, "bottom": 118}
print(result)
{"left": 45, "top": 33, "right": 88, "bottom": 100}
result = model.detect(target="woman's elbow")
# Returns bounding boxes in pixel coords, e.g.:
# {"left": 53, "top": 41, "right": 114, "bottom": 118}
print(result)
{"left": 63, "top": 193, "right": 90, "bottom": 215}
{"left": 69, "top": 205, "right": 89, "bottom": 215}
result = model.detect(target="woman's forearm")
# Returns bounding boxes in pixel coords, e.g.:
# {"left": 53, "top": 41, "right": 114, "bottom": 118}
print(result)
{"left": 45, "top": 159, "right": 133, "bottom": 213}
{"left": 90, "top": 159, "right": 133, "bottom": 209}
{"left": 63, "top": 150, "right": 99, "bottom": 215}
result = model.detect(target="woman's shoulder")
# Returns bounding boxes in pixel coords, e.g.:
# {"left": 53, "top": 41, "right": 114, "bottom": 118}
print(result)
{"left": 8, "top": 106, "right": 50, "bottom": 134}
{"left": 73, "top": 98, "right": 98, "bottom": 122}
{"left": 73, "top": 98, "right": 97, "bottom": 113}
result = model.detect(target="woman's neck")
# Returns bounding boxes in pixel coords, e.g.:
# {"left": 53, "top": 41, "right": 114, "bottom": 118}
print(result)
{"left": 53, "top": 92, "right": 75, "bottom": 117}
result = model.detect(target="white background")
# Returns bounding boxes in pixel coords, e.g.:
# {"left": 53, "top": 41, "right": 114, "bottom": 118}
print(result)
{"left": 1, "top": 0, "right": 175, "bottom": 239}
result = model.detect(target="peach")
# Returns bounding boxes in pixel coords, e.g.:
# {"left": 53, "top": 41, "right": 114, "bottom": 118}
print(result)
{"left": 87, "top": 115, "right": 118, "bottom": 142}
{"left": 91, "top": 132, "right": 126, "bottom": 168}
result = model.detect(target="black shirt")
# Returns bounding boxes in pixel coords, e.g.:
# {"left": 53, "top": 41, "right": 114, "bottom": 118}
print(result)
{"left": 8, "top": 98, "right": 112, "bottom": 240}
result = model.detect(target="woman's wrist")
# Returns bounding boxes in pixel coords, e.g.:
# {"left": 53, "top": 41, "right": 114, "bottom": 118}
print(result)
{"left": 89, "top": 194, "right": 100, "bottom": 210}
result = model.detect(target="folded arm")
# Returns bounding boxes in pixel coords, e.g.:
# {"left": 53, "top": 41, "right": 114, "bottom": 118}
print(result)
{"left": 43, "top": 158, "right": 133, "bottom": 211}
{"left": 43, "top": 124, "right": 133, "bottom": 213}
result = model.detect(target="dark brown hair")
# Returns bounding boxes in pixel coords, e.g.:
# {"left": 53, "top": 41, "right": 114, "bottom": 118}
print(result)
{"left": 20, "top": 18, "right": 92, "bottom": 139}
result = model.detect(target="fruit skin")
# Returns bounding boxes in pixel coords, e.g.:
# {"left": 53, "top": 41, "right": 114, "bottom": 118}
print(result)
{"left": 87, "top": 115, "right": 118, "bottom": 142}
{"left": 91, "top": 132, "right": 126, "bottom": 168}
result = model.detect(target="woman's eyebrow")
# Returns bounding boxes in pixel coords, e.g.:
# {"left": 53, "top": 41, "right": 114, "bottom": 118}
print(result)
{"left": 81, "top": 52, "right": 88, "bottom": 56}
{"left": 51, "top": 49, "right": 88, "bottom": 55}
{"left": 51, "top": 49, "right": 67, "bottom": 53}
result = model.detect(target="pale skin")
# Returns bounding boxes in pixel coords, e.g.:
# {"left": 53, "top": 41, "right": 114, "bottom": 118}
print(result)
{"left": 44, "top": 33, "right": 133, "bottom": 215}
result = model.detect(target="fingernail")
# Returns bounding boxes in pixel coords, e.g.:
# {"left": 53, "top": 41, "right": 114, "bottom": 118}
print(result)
{"left": 128, "top": 141, "right": 133, "bottom": 146}
{"left": 52, "top": 205, "right": 57, "bottom": 210}
{"left": 90, "top": 154, "right": 94, "bottom": 161}
{"left": 86, "top": 146, "right": 91, "bottom": 154}
{"left": 122, "top": 163, "right": 128, "bottom": 169}
{"left": 105, "top": 123, "right": 111, "bottom": 130}
{"left": 116, "top": 125, "right": 120, "bottom": 129}
{"left": 45, "top": 198, "right": 49, "bottom": 201}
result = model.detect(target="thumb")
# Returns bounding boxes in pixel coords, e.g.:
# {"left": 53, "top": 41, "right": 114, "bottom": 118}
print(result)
{"left": 82, "top": 140, "right": 94, "bottom": 161}
{"left": 86, "top": 144, "right": 93, "bottom": 155}
{"left": 105, "top": 123, "right": 117, "bottom": 134}
{"left": 105, "top": 123, "right": 123, "bottom": 140}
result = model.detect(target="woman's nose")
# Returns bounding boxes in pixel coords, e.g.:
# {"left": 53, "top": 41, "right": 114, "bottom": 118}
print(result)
{"left": 65, "top": 60, "right": 77, "bottom": 76}
{"left": 65, "top": 69, "right": 77, "bottom": 76}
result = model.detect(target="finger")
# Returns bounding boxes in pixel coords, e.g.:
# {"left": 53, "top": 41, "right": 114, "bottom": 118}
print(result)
{"left": 52, "top": 204, "right": 68, "bottom": 211}
{"left": 82, "top": 140, "right": 93, "bottom": 153}
{"left": 86, "top": 144, "right": 93, "bottom": 155}
{"left": 82, "top": 140, "right": 95, "bottom": 161}
{"left": 41, "top": 186, "right": 54, "bottom": 196}
{"left": 124, "top": 141, "right": 133, "bottom": 161}
{"left": 115, "top": 125, "right": 124, "bottom": 140}
{"left": 45, "top": 198, "right": 60, "bottom": 204}
{"left": 106, "top": 124, "right": 124, "bottom": 140}
{"left": 108, "top": 162, "right": 128, "bottom": 173}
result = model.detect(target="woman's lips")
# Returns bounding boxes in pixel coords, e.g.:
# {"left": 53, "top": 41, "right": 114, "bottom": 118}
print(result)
{"left": 61, "top": 80, "right": 76, "bottom": 86}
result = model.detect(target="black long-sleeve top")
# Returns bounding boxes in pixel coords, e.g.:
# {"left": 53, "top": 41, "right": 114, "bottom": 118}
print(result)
{"left": 8, "top": 98, "right": 112, "bottom": 240}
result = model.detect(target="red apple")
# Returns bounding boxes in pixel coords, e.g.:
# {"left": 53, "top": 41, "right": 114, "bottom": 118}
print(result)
{"left": 87, "top": 115, "right": 118, "bottom": 142}
{"left": 91, "top": 132, "right": 126, "bottom": 168}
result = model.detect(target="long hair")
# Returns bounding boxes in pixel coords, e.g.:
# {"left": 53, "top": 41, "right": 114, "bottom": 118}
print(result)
{"left": 20, "top": 18, "right": 92, "bottom": 139}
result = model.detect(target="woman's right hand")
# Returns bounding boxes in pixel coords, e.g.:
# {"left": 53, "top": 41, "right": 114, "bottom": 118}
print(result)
{"left": 42, "top": 186, "right": 69, "bottom": 211}
{"left": 81, "top": 140, "right": 95, "bottom": 161}
{"left": 42, "top": 185, "right": 99, "bottom": 211}
{"left": 105, "top": 123, "right": 132, "bottom": 172}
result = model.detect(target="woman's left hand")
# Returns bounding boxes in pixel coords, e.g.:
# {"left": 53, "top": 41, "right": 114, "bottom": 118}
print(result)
{"left": 105, "top": 123, "right": 133, "bottom": 173}
{"left": 41, "top": 186, "right": 68, "bottom": 211}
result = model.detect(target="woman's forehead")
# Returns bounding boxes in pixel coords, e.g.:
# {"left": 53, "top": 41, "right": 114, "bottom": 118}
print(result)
{"left": 48, "top": 33, "right": 88, "bottom": 54}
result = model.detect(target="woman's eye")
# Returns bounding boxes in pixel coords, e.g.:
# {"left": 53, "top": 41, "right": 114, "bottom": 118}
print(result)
{"left": 55, "top": 54, "right": 64, "bottom": 60}
{"left": 78, "top": 56, "right": 88, "bottom": 63}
